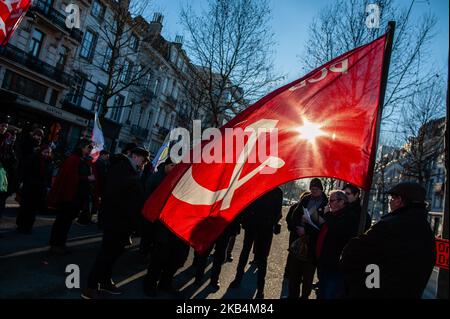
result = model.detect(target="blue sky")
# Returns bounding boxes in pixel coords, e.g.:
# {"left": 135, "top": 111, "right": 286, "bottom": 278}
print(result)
{"left": 149, "top": 0, "right": 449, "bottom": 84}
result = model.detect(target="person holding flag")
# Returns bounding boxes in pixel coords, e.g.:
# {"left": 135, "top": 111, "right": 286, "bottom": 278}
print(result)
{"left": 141, "top": 25, "right": 394, "bottom": 259}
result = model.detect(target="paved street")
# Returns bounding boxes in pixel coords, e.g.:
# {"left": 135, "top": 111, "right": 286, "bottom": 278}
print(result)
{"left": 0, "top": 203, "right": 298, "bottom": 299}
{"left": 0, "top": 201, "right": 437, "bottom": 299}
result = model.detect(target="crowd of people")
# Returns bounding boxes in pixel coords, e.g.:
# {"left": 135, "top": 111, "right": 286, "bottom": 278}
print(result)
{"left": 0, "top": 118, "right": 437, "bottom": 300}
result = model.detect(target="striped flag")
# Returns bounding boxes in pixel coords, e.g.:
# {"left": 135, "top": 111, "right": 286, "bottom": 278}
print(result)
{"left": 151, "top": 133, "right": 171, "bottom": 172}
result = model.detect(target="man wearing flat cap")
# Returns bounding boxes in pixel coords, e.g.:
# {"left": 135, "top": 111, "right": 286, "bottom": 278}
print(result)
{"left": 82, "top": 147, "right": 149, "bottom": 299}
{"left": 340, "top": 182, "right": 436, "bottom": 298}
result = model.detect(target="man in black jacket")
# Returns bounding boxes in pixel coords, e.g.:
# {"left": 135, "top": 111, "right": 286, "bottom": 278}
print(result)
{"left": 81, "top": 147, "right": 149, "bottom": 299}
{"left": 139, "top": 158, "right": 175, "bottom": 261}
{"left": 285, "top": 178, "right": 328, "bottom": 299}
{"left": 343, "top": 184, "right": 371, "bottom": 233}
{"left": 340, "top": 182, "right": 436, "bottom": 299}
{"left": 229, "top": 187, "right": 283, "bottom": 299}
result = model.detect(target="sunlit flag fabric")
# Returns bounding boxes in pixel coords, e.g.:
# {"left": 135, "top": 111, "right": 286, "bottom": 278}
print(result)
{"left": 91, "top": 112, "right": 104, "bottom": 162}
{"left": 0, "top": 0, "right": 32, "bottom": 46}
{"left": 143, "top": 33, "right": 388, "bottom": 253}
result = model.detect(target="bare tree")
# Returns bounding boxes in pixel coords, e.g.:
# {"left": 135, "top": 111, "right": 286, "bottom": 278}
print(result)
{"left": 179, "top": 0, "right": 284, "bottom": 127}
{"left": 322, "top": 178, "right": 337, "bottom": 195}
{"left": 299, "top": 0, "right": 438, "bottom": 130}
{"left": 399, "top": 78, "right": 445, "bottom": 186}
{"left": 71, "top": 0, "right": 154, "bottom": 123}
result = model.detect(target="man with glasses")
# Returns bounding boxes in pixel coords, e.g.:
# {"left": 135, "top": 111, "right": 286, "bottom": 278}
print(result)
{"left": 340, "top": 182, "right": 436, "bottom": 298}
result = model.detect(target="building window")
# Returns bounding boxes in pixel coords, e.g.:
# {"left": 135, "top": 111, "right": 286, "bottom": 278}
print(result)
{"left": 153, "top": 79, "right": 159, "bottom": 95}
{"left": 91, "top": 0, "right": 106, "bottom": 20}
{"left": 170, "top": 48, "right": 178, "bottom": 64}
{"left": 146, "top": 110, "right": 153, "bottom": 128}
{"left": 102, "top": 47, "right": 112, "bottom": 71}
{"left": 92, "top": 84, "right": 106, "bottom": 111}
{"left": 80, "top": 30, "right": 97, "bottom": 60}
{"left": 126, "top": 101, "right": 134, "bottom": 123}
{"left": 2, "top": 70, "right": 47, "bottom": 102}
{"left": 130, "top": 34, "right": 139, "bottom": 51}
{"left": 28, "top": 29, "right": 45, "bottom": 58}
{"left": 111, "top": 95, "right": 124, "bottom": 122}
{"left": 49, "top": 89, "right": 59, "bottom": 106}
{"left": 120, "top": 59, "right": 133, "bottom": 82}
{"left": 69, "top": 73, "right": 86, "bottom": 106}
{"left": 56, "top": 46, "right": 69, "bottom": 70}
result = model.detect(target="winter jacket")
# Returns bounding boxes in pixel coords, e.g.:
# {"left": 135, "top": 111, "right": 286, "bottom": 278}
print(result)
{"left": 339, "top": 203, "right": 436, "bottom": 298}
{"left": 100, "top": 156, "right": 145, "bottom": 233}
{"left": 347, "top": 199, "right": 372, "bottom": 232}
{"left": 317, "top": 205, "right": 359, "bottom": 271}
{"left": 286, "top": 192, "right": 328, "bottom": 261}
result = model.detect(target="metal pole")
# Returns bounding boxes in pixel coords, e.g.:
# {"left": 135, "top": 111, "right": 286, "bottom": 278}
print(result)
{"left": 360, "top": 21, "right": 396, "bottom": 234}
{"left": 437, "top": 54, "right": 449, "bottom": 299}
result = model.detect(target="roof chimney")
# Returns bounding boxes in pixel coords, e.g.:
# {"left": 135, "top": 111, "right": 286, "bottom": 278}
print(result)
{"left": 149, "top": 12, "right": 164, "bottom": 35}
{"left": 174, "top": 35, "right": 183, "bottom": 48}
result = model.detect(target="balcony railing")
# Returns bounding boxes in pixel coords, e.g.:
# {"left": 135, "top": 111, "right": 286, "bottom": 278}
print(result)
{"left": 0, "top": 44, "right": 73, "bottom": 86}
{"left": 31, "top": 0, "right": 84, "bottom": 42}
{"left": 131, "top": 125, "right": 149, "bottom": 139}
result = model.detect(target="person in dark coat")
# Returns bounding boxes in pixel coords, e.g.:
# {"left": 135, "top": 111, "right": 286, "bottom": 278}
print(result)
{"left": 75, "top": 155, "right": 98, "bottom": 225}
{"left": 138, "top": 158, "right": 176, "bottom": 259}
{"left": 48, "top": 139, "right": 95, "bottom": 254}
{"left": 16, "top": 145, "right": 53, "bottom": 233}
{"left": 340, "top": 182, "right": 436, "bottom": 299}
{"left": 229, "top": 187, "right": 283, "bottom": 299}
{"left": 94, "top": 150, "right": 110, "bottom": 198}
{"left": 143, "top": 159, "right": 190, "bottom": 297}
{"left": 285, "top": 178, "right": 328, "bottom": 299}
{"left": 343, "top": 183, "right": 371, "bottom": 232}
{"left": 316, "top": 190, "right": 359, "bottom": 299}
{"left": 93, "top": 150, "right": 110, "bottom": 229}
{"left": 17, "top": 128, "right": 44, "bottom": 185}
{"left": 81, "top": 147, "right": 149, "bottom": 299}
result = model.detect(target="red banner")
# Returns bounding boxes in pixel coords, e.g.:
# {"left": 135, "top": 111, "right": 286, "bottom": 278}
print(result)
{"left": 143, "top": 33, "right": 388, "bottom": 253}
{"left": 0, "top": 0, "right": 32, "bottom": 46}
{"left": 435, "top": 238, "right": 449, "bottom": 270}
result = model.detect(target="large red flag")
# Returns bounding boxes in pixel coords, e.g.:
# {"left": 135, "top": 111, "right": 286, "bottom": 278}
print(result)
{"left": 143, "top": 33, "right": 388, "bottom": 253}
{"left": 0, "top": 0, "right": 32, "bottom": 46}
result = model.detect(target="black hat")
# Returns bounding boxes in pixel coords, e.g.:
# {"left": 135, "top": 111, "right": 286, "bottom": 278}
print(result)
{"left": 310, "top": 178, "right": 323, "bottom": 190}
{"left": 130, "top": 147, "right": 150, "bottom": 160}
{"left": 385, "top": 182, "right": 426, "bottom": 205}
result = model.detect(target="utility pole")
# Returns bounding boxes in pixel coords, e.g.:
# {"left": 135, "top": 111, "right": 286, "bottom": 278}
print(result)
{"left": 437, "top": 54, "right": 449, "bottom": 299}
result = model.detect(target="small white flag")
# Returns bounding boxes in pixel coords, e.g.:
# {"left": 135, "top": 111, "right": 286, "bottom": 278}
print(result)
{"left": 91, "top": 112, "right": 105, "bottom": 162}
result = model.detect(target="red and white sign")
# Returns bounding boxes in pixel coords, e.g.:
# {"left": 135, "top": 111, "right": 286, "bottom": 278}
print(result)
{"left": 143, "top": 33, "right": 388, "bottom": 253}
{"left": 0, "top": 0, "right": 32, "bottom": 46}
{"left": 435, "top": 238, "right": 449, "bottom": 270}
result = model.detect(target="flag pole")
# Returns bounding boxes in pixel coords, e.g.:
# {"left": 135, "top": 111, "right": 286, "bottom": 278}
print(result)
{"left": 360, "top": 21, "right": 396, "bottom": 234}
